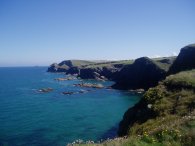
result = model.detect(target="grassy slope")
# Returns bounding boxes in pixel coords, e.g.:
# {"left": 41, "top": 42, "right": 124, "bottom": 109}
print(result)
{"left": 56, "top": 57, "right": 175, "bottom": 71}
{"left": 153, "top": 57, "right": 176, "bottom": 71}
{"left": 81, "top": 56, "right": 175, "bottom": 69}
{"left": 82, "top": 60, "right": 134, "bottom": 68}
{"left": 70, "top": 60, "right": 97, "bottom": 67}
{"left": 72, "top": 70, "right": 195, "bottom": 146}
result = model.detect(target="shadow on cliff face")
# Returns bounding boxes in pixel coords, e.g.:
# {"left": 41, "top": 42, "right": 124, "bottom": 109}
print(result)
{"left": 112, "top": 57, "right": 167, "bottom": 90}
{"left": 99, "top": 123, "right": 119, "bottom": 140}
{"left": 99, "top": 91, "right": 142, "bottom": 140}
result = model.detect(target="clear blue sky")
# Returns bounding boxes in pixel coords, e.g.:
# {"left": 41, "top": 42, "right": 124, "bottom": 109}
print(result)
{"left": 0, "top": 0, "right": 195, "bottom": 66}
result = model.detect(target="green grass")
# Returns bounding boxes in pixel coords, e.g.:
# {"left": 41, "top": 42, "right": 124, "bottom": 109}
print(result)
{"left": 164, "top": 69, "right": 195, "bottom": 89}
{"left": 72, "top": 116, "right": 195, "bottom": 146}
{"left": 83, "top": 60, "right": 134, "bottom": 69}
{"left": 68, "top": 60, "right": 96, "bottom": 67}
{"left": 152, "top": 57, "right": 176, "bottom": 71}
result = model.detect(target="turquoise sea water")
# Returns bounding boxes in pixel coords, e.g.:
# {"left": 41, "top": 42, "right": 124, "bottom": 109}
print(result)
{"left": 0, "top": 67, "right": 140, "bottom": 146}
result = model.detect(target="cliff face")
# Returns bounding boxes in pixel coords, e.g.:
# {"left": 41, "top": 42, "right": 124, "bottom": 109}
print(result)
{"left": 48, "top": 60, "right": 128, "bottom": 80}
{"left": 118, "top": 44, "right": 195, "bottom": 137}
{"left": 112, "top": 57, "right": 167, "bottom": 90}
{"left": 168, "top": 44, "right": 195, "bottom": 74}
{"left": 79, "top": 66, "right": 121, "bottom": 80}
{"left": 118, "top": 70, "right": 195, "bottom": 136}
{"left": 66, "top": 66, "right": 80, "bottom": 75}
{"left": 79, "top": 68, "right": 102, "bottom": 79}
{"left": 118, "top": 97, "right": 156, "bottom": 136}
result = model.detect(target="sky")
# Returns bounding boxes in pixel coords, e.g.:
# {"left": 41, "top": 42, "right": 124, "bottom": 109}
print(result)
{"left": 0, "top": 0, "right": 195, "bottom": 66}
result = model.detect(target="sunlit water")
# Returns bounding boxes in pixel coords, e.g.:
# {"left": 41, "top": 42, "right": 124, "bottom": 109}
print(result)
{"left": 0, "top": 67, "right": 141, "bottom": 146}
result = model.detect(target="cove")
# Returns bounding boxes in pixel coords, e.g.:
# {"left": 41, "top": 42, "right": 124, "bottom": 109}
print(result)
{"left": 0, "top": 67, "right": 141, "bottom": 146}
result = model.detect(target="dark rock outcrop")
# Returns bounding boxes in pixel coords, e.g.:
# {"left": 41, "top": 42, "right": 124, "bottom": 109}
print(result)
{"left": 73, "top": 83, "right": 104, "bottom": 88}
{"left": 118, "top": 98, "right": 156, "bottom": 136}
{"left": 47, "top": 60, "right": 129, "bottom": 80}
{"left": 78, "top": 66, "right": 121, "bottom": 80}
{"left": 118, "top": 69, "right": 195, "bottom": 136}
{"left": 101, "top": 66, "right": 119, "bottom": 80}
{"left": 66, "top": 66, "right": 80, "bottom": 75}
{"left": 38, "top": 88, "right": 53, "bottom": 93}
{"left": 168, "top": 44, "right": 195, "bottom": 74}
{"left": 112, "top": 57, "right": 167, "bottom": 90}
{"left": 79, "top": 68, "right": 102, "bottom": 79}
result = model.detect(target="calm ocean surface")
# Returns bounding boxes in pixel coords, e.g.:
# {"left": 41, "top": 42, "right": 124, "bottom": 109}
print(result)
{"left": 0, "top": 67, "right": 140, "bottom": 146}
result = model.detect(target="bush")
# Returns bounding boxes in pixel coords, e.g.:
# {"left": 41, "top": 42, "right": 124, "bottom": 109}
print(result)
{"left": 144, "top": 87, "right": 164, "bottom": 104}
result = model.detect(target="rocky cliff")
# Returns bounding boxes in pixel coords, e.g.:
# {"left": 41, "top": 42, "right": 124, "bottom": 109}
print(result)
{"left": 112, "top": 57, "right": 169, "bottom": 90}
{"left": 118, "top": 44, "right": 195, "bottom": 136}
{"left": 47, "top": 60, "right": 94, "bottom": 72}
{"left": 118, "top": 69, "right": 195, "bottom": 136}
{"left": 79, "top": 65, "right": 122, "bottom": 80}
{"left": 48, "top": 60, "right": 131, "bottom": 80}
{"left": 168, "top": 44, "right": 195, "bottom": 74}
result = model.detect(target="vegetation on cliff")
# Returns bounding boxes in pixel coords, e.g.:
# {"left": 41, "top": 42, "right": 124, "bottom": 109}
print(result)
{"left": 72, "top": 70, "right": 195, "bottom": 146}
{"left": 118, "top": 70, "right": 195, "bottom": 136}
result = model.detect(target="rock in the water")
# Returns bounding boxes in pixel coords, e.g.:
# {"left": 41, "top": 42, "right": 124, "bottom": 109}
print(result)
{"left": 54, "top": 76, "right": 76, "bottom": 81}
{"left": 78, "top": 89, "right": 89, "bottom": 93}
{"left": 38, "top": 88, "right": 53, "bottom": 93}
{"left": 73, "top": 83, "right": 104, "bottom": 89}
{"left": 54, "top": 78, "right": 67, "bottom": 81}
{"left": 62, "top": 89, "right": 89, "bottom": 95}
{"left": 62, "top": 91, "right": 74, "bottom": 95}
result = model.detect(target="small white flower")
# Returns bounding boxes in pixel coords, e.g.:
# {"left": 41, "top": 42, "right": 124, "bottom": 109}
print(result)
{"left": 147, "top": 104, "right": 152, "bottom": 108}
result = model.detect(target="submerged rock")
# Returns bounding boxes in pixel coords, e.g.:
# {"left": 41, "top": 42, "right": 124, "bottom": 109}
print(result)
{"left": 38, "top": 88, "right": 53, "bottom": 93}
{"left": 62, "top": 89, "right": 90, "bottom": 95}
{"left": 54, "top": 78, "right": 67, "bottom": 81}
{"left": 54, "top": 77, "right": 76, "bottom": 81}
{"left": 62, "top": 91, "right": 75, "bottom": 95}
{"left": 73, "top": 83, "right": 104, "bottom": 89}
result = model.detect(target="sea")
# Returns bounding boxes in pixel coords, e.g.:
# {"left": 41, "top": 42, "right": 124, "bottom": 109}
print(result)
{"left": 0, "top": 67, "right": 141, "bottom": 146}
